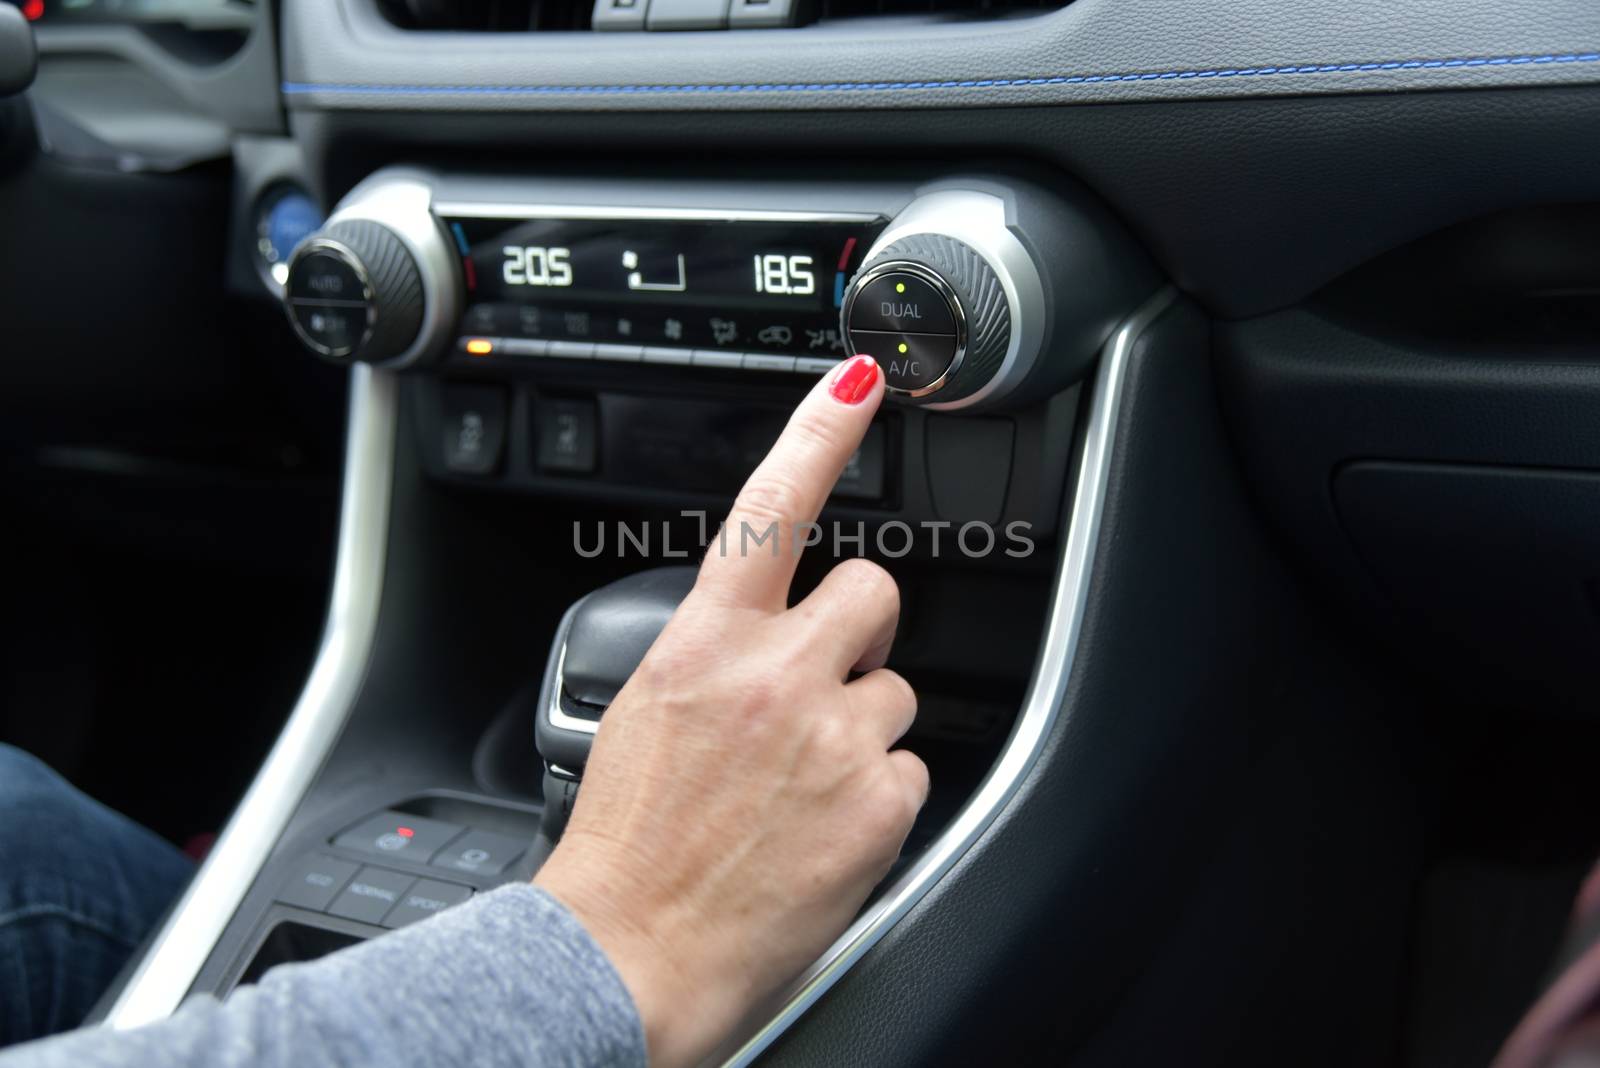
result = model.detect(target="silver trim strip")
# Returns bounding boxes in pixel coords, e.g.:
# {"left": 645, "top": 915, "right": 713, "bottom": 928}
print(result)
{"left": 545, "top": 644, "right": 601, "bottom": 736}
{"left": 717, "top": 286, "right": 1176, "bottom": 1066}
{"left": 432, "top": 202, "right": 885, "bottom": 224}
{"left": 102, "top": 365, "right": 399, "bottom": 1029}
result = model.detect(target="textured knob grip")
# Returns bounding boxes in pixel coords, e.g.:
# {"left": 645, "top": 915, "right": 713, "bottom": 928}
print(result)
{"left": 321, "top": 219, "right": 424, "bottom": 362}
{"left": 860, "top": 234, "right": 1011, "bottom": 403}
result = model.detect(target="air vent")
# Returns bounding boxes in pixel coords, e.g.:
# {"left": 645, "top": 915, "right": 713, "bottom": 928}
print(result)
{"left": 378, "top": 0, "right": 591, "bottom": 32}
{"left": 819, "top": 0, "right": 1059, "bottom": 18}
{"left": 378, "top": 0, "right": 1063, "bottom": 30}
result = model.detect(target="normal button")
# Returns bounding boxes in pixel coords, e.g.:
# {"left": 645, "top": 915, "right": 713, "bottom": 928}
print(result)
{"left": 848, "top": 272, "right": 956, "bottom": 336}
{"left": 328, "top": 866, "right": 416, "bottom": 926}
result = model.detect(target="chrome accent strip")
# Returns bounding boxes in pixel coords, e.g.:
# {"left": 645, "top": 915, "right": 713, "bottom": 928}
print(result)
{"left": 546, "top": 644, "right": 602, "bottom": 737}
{"left": 432, "top": 202, "right": 885, "bottom": 224}
{"left": 718, "top": 286, "right": 1177, "bottom": 1066}
{"left": 102, "top": 365, "right": 399, "bottom": 1029}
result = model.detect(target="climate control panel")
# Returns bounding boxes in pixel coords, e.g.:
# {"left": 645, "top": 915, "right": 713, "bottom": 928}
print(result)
{"left": 282, "top": 171, "right": 1156, "bottom": 412}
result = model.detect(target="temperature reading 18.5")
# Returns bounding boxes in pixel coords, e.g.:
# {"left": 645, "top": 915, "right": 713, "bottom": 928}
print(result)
{"left": 753, "top": 254, "right": 815, "bottom": 296}
{"left": 503, "top": 246, "right": 573, "bottom": 287}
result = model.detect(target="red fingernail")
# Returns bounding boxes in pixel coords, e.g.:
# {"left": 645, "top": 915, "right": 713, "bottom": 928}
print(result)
{"left": 829, "top": 355, "right": 879, "bottom": 405}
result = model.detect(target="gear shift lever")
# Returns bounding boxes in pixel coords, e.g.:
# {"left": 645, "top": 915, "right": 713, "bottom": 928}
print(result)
{"left": 535, "top": 566, "right": 697, "bottom": 844}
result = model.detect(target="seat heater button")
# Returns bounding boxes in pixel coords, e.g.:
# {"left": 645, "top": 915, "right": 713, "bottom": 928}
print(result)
{"left": 440, "top": 384, "right": 508, "bottom": 476}
{"left": 332, "top": 810, "right": 465, "bottom": 863}
{"left": 429, "top": 829, "right": 530, "bottom": 877}
{"left": 328, "top": 866, "right": 416, "bottom": 925}
{"left": 274, "top": 854, "right": 360, "bottom": 912}
{"left": 382, "top": 879, "right": 474, "bottom": 929}
{"left": 536, "top": 398, "right": 599, "bottom": 474}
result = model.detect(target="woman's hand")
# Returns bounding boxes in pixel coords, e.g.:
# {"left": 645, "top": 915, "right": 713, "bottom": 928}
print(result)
{"left": 535, "top": 355, "right": 928, "bottom": 1068}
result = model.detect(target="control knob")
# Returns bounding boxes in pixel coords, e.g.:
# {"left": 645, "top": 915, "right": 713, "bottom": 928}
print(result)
{"left": 281, "top": 179, "right": 458, "bottom": 367}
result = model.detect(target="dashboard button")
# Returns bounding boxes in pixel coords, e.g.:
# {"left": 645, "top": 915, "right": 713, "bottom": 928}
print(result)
{"left": 691, "top": 349, "right": 744, "bottom": 370}
{"left": 833, "top": 424, "right": 887, "bottom": 500}
{"left": 848, "top": 272, "right": 956, "bottom": 335}
{"left": 743, "top": 353, "right": 796, "bottom": 373}
{"left": 429, "top": 829, "right": 529, "bottom": 877}
{"left": 500, "top": 338, "right": 549, "bottom": 357}
{"left": 546, "top": 340, "right": 595, "bottom": 360}
{"left": 642, "top": 347, "right": 694, "bottom": 366}
{"left": 290, "top": 302, "right": 369, "bottom": 359}
{"left": 440, "top": 384, "right": 507, "bottom": 476}
{"left": 794, "top": 356, "right": 841, "bottom": 375}
{"left": 287, "top": 249, "right": 367, "bottom": 303}
{"left": 537, "top": 398, "right": 598, "bottom": 474}
{"left": 333, "top": 811, "right": 465, "bottom": 863}
{"left": 328, "top": 867, "right": 415, "bottom": 926}
{"left": 848, "top": 331, "right": 959, "bottom": 395}
{"left": 274, "top": 854, "right": 359, "bottom": 912}
{"left": 593, "top": 343, "right": 644, "bottom": 362}
{"left": 382, "top": 879, "right": 474, "bottom": 929}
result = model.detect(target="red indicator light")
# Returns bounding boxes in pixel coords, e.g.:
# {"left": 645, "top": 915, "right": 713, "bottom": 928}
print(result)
{"left": 22, "top": 0, "right": 45, "bottom": 21}
{"left": 396, "top": 826, "right": 415, "bottom": 838}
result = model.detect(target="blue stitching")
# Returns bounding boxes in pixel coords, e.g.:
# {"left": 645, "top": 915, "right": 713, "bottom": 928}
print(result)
{"left": 281, "top": 49, "right": 1600, "bottom": 98}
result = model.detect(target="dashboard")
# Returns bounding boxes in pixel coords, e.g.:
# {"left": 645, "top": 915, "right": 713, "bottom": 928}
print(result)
{"left": 6, "top": 0, "right": 1599, "bottom": 1064}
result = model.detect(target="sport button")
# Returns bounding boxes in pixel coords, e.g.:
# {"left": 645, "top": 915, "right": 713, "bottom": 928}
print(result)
{"left": 382, "top": 879, "right": 474, "bottom": 928}
{"left": 848, "top": 272, "right": 956, "bottom": 335}
{"left": 848, "top": 330, "right": 959, "bottom": 395}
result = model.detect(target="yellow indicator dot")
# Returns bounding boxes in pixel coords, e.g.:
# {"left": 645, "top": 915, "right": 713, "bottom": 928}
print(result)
{"left": 897, "top": 342, "right": 908, "bottom": 354}
{"left": 895, "top": 282, "right": 906, "bottom": 293}
{"left": 465, "top": 338, "right": 494, "bottom": 356}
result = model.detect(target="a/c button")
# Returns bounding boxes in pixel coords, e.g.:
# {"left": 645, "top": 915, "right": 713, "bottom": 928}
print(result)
{"left": 848, "top": 330, "right": 958, "bottom": 395}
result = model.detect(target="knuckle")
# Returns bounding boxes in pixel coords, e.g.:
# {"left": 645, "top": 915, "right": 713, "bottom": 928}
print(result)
{"left": 877, "top": 669, "right": 917, "bottom": 713}
{"left": 834, "top": 557, "right": 900, "bottom": 613}
{"left": 734, "top": 471, "right": 804, "bottom": 530}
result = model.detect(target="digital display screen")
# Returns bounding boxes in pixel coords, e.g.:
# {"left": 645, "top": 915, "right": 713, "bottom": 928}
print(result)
{"left": 443, "top": 215, "right": 886, "bottom": 359}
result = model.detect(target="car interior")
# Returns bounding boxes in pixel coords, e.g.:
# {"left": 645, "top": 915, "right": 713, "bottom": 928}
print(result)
{"left": 2, "top": 0, "right": 1598, "bottom": 1063}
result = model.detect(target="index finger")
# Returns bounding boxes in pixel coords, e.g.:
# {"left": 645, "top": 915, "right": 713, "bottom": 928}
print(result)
{"left": 696, "top": 355, "right": 884, "bottom": 611}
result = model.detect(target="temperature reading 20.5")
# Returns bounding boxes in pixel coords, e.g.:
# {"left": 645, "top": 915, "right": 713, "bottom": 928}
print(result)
{"left": 753, "top": 253, "right": 815, "bottom": 296}
{"left": 503, "top": 246, "right": 573, "bottom": 287}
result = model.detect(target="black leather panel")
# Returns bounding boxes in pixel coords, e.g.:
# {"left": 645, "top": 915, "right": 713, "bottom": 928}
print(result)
{"left": 280, "top": 0, "right": 1600, "bottom": 111}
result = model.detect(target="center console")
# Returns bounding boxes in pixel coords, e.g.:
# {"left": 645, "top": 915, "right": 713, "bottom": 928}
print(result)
{"left": 97, "top": 163, "right": 1169, "bottom": 1065}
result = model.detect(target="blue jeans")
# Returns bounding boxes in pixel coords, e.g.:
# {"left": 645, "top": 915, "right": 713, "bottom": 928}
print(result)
{"left": 0, "top": 744, "right": 193, "bottom": 1046}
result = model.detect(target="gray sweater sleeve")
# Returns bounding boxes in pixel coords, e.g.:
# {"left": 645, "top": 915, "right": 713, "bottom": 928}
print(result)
{"left": 0, "top": 884, "right": 648, "bottom": 1068}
